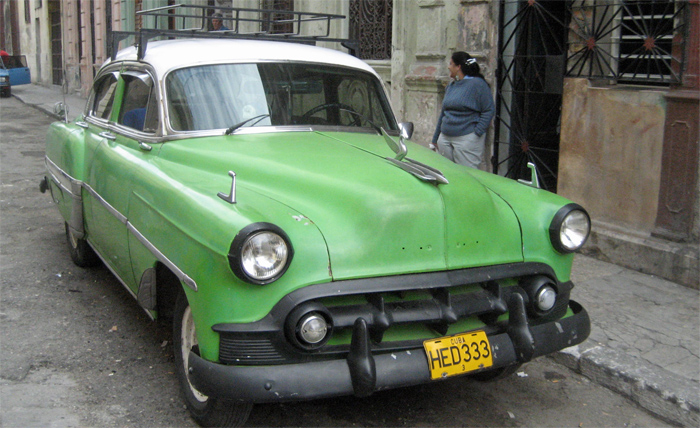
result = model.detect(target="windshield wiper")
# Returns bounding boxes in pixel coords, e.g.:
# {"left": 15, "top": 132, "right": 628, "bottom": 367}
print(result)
{"left": 224, "top": 114, "right": 271, "bottom": 135}
{"left": 339, "top": 108, "right": 382, "bottom": 135}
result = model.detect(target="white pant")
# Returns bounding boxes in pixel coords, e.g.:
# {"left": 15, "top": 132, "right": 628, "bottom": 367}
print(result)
{"left": 437, "top": 132, "right": 485, "bottom": 169}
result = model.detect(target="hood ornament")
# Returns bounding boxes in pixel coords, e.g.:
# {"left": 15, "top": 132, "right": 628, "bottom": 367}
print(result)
{"left": 382, "top": 129, "right": 448, "bottom": 185}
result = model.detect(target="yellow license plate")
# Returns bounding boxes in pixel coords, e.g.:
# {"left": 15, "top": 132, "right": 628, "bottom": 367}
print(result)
{"left": 423, "top": 331, "right": 493, "bottom": 380}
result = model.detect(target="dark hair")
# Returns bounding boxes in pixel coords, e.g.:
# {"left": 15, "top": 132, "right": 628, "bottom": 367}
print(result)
{"left": 452, "top": 51, "right": 485, "bottom": 80}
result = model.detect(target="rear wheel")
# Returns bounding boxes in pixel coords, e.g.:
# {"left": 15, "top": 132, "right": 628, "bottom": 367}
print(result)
{"left": 173, "top": 291, "right": 253, "bottom": 427}
{"left": 65, "top": 222, "right": 100, "bottom": 267}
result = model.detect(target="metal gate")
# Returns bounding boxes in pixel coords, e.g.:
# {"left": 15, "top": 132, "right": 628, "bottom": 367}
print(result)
{"left": 494, "top": 0, "right": 689, "bottom": 192}
{"left": 494, "top": 0, "right": 569, "bottom": 192}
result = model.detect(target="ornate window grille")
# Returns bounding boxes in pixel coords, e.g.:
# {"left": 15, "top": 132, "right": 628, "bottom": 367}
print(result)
{"left": 349, "top": 0, "right": 393, "bottom": 60}
{"left": 566, "top": 0, "right": 689, "bottom": 85}
{"left": 261, "top": 0, "right": 294, "bottom": 34}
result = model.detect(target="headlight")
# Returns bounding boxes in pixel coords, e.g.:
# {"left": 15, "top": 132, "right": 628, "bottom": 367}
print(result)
{"left": 228, "top": 223, "right": 293, "bottom": 284}
{"left": 549, "top": 204, "right": 591, "bottom": 253}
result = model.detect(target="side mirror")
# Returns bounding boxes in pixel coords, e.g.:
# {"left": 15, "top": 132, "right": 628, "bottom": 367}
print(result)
{"left": 53, "top": 102, "right": 68, "bottom": 122}
{"left": 399, "top": 122, "right": 414, "bottom": 140}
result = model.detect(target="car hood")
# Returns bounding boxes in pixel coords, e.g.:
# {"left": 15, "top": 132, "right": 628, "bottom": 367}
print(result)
{"left": 159, "top": 130, "right": 523, "bottom": 280}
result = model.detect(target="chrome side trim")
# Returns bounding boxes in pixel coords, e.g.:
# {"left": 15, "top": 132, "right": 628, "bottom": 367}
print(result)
{"left": 45, "top": 156, "right": 82, "bottom": 198}
{"left": 44, "top": 156, "right": 198, "bottom": 291}
{"left": 87, "top": 239, "right": 155, "bottom": 321}
{"left": 82, "top": 183, "right": 128, "bottom": 225}
{"left": 127, "top": 222, "right": 198, "bottom": 291}
{"left": 45, "top": 156, "right": 85, "bottom": 238}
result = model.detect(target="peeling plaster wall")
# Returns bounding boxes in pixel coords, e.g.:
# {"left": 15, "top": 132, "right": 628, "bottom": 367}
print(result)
{"left": 393, "top": 0, "right": 499, "bottom": 159}
{"left": 558, "top": 78, "right": 667, "bottom": 235}
{"left": 16, "top": 0, "right": 52, "bottom": 86}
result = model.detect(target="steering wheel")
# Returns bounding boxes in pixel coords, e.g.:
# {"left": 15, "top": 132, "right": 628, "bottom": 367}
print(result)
{"left": 300, "top": 103, "right": 361, "bottom": 126}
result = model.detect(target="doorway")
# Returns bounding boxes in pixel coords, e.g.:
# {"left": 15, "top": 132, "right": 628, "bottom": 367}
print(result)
{"left": 49, "top": 0, "right": 62, "bottom": 85}
{"left": 494, "top": 0, "right": 569, "bottom": 192}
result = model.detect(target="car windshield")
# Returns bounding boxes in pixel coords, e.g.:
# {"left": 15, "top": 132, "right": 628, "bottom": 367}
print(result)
{"left": 165, "top": 63, "right": 398, "bottom": 133}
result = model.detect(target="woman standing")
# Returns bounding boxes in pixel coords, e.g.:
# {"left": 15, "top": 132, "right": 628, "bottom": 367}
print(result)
{"left": 431, "top": 52, "right": 495, "bottom": 169}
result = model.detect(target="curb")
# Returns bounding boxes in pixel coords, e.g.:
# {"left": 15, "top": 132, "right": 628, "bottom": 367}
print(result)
{"left": 554, "top": 345, "right": 699, "bottom": 427}
{"left": 12, "top": 93, "right": 62, "bottom": 121}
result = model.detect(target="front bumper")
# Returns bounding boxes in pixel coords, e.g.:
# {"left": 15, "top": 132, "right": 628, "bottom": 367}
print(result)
{"left": 188, "top": 298, "right": 589, "bottom": 403}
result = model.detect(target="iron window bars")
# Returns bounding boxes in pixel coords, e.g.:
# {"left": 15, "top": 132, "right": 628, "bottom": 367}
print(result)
{"left": 109, "top": 3, "right": 358, "bottom": 61}
{"left": 566, "top": 0, "right": 689, "bottom": 85}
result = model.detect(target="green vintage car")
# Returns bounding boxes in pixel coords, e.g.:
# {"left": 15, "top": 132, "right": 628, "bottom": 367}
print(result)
{"left": 42, "top": 34, "right": 590, "bottom": 427}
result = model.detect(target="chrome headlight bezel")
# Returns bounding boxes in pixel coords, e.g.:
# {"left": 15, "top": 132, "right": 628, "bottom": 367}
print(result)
{"left": 228, "top": 222, "right": 293, "bottom": 285}
{"left": 549, "top": 203, "right": 591, "bottom": 254}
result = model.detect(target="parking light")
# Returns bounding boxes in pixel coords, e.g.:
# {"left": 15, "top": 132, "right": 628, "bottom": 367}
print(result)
{"left": 535, "top": 285, "right": 557, "bottom": 312}
{"left": 297, "top": 313, "right": 329, "bottom": 344}
{"left": 521, "top": 275, "right": 559, "bottom": 316}
{"left": 285, "top": 303, "right": 333, "bottom": 350}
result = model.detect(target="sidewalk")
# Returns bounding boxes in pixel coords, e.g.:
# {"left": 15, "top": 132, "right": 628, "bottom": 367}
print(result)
{"left": 10, "top": 83, "right": 86, "bottom": 122}
{"left": 11, "top": 83, "right": 700, "bottom": 426}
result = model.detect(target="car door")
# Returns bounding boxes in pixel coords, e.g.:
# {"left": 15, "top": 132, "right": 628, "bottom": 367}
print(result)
{"left": 6, "top": 55, "right": 30, "bottom": 85}
{"left": 82, "top": 66, "right": 160, "bottom": 292}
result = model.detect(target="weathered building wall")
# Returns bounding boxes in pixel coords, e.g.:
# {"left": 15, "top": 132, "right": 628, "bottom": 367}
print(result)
{"left": 559, "top": 77, "right": 699, "bottom": 288}
{"left": 14, "top": 0, "right": 52, "bottom": 86}
{"left": 558, "top": 78, "right": 667, "bottom": 234}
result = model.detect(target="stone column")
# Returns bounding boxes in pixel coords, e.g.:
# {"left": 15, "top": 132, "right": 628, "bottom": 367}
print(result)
{"left": 653, "top": 0, "right": 700, "bottom": 243}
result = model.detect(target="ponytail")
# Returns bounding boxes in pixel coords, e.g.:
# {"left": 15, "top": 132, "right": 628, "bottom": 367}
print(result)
{"left": 451, "top": 51, "right": 485, "bottom": 80}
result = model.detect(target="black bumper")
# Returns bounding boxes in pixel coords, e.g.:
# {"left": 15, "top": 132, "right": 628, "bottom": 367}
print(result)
{"left": 188, "top": 299, "right": 590, "bottom": 403}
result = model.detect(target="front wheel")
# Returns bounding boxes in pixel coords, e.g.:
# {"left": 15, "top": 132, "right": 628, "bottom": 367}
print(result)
{"left": 173, "top": 291, "right": 253, "bottom": 427}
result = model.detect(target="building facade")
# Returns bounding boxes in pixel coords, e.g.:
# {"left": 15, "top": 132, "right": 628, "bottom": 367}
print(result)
{"left": 2, "top": 0, "right": 698, "bottom": 287}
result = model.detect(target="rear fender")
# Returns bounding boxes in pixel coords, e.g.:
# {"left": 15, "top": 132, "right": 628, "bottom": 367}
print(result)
{"left": 45, "top": 121, "right": 90, "bottom": 238}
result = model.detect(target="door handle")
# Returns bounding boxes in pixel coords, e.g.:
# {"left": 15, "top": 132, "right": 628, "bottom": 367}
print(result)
{"left": 98, "top": 131, "right": 116, "bottom": 140}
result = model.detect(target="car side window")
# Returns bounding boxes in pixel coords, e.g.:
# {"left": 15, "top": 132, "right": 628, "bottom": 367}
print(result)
{"left": 91, "top": 73, "right": 119, "bottom": 121}
{"left": 6, "top": 56, "right": 27, "bottom": 69}
{"left": 118, "top": 72, "right": 158, "bottom": 133}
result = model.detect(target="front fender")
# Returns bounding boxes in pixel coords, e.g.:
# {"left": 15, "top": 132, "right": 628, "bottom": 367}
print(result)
{"left": 126, "top": 162, "right": 332, "bottom": 362}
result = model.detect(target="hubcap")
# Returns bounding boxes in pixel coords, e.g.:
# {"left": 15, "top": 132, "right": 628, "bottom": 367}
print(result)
{"left": 181, "top": 305, "right": 208, "bottom": 403}
{"left": 67, "top": 227, "right": 79, "bottom": 249}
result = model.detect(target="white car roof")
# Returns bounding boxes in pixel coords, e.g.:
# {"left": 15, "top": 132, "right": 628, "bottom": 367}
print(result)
{"left": 110, "top": 38, "right": 377, "bottom": 77}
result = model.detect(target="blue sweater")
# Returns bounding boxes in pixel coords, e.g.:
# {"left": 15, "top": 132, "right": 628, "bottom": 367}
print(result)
{"left": 432, "top": 77, "right": 495, "bottom": 143}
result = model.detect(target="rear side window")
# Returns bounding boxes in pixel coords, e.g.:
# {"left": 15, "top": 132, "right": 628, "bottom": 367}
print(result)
{"left": 118, "top": 72, "right": 158, "bottom": 133}
{"left": 91, "top": 73, "right": 119, "bottom": 121}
